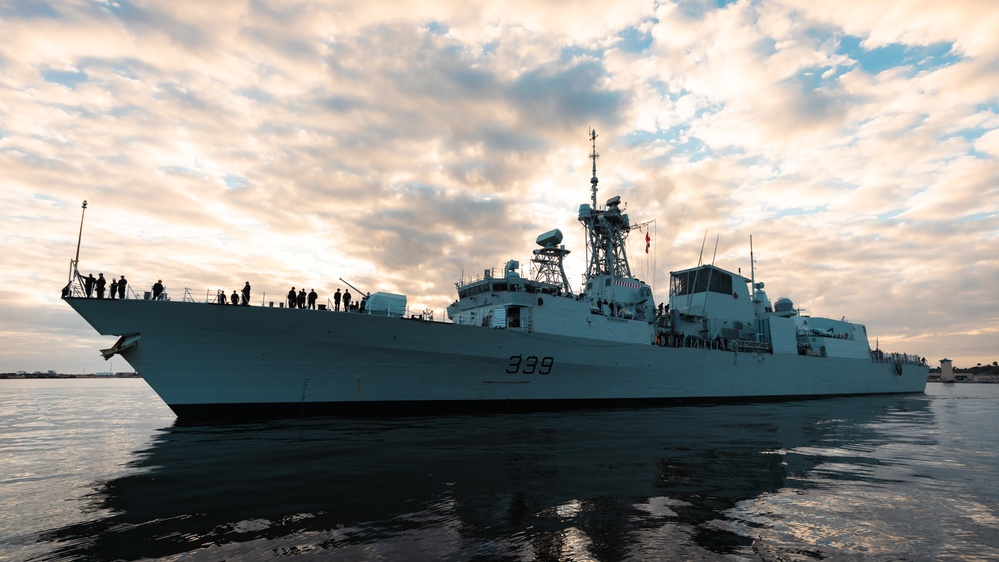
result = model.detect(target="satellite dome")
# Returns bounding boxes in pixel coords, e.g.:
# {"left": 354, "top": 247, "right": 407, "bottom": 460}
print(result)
{"left": 774, "top": 297, "right": 795, "bottom": 313}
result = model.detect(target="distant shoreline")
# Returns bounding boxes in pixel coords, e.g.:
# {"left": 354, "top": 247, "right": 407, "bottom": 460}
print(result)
{"left": 0, "top": 373, "right": 141, "bottom": 379}
{"left": 927, "top": 379, "right": 998, "bottom": 384}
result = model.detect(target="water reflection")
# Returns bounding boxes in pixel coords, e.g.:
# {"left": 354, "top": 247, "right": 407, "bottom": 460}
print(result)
{"left": 33, "top": 395, "right": 934, "bottom": 561}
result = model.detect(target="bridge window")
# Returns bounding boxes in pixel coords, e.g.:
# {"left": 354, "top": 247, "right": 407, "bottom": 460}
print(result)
{"left": 671, "top": 266, "right": 733, "bottom": 296}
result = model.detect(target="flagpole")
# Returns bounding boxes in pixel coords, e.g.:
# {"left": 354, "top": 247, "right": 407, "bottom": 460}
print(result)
{"left": 73, "top": 200, "right": 87, "bottom": 275}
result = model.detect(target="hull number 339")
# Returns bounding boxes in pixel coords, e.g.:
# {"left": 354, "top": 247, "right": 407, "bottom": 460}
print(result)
{"left": 507, "top": 355, "right": 554, "bottom": 375}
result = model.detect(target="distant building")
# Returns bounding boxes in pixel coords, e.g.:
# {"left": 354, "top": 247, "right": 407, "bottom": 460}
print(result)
{"left": 940, "top": 358, "right": 954, "bottom": 382}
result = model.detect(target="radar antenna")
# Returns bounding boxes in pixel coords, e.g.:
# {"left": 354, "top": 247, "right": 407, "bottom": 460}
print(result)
{"left": 531, "top": 229, "right": 573, "bottom": 295}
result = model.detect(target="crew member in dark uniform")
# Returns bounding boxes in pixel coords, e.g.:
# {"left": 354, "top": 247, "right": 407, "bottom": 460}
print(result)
{"left": 95, "top": 273, "right": 107, "bottom": 299}
{"left": 85, "top": 273, "right": 95, "bottom": 298}
{"left": 334, "top": 288, "right": 342, "bottom": 311}
{"left": 117, "top": 275, "right": 127, "bottom": 299}
{"left": 288, "top": 287, "right": 297, "bottom": 308}
{"left": 152, "top": 280, "right": 164, "bottom": 300}
{"left": 241, "top": 282, "right": 251, "bottom": 306}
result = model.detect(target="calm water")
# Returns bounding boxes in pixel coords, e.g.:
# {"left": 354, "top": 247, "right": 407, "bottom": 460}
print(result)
{"left": 1, "top": 380, "right": 997, "bottom": 561}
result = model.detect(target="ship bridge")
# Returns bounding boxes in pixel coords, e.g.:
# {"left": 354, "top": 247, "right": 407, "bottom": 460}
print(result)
{"left": 669, "top": 264, "right": 755, "bottom": 340}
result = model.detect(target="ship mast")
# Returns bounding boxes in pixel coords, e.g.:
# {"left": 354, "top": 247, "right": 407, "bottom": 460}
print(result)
{"left": 579, "top": 129, "right": 633, "bottom": 282}
{"left": 589, "top": 128, "right": 599, "bottom": 209}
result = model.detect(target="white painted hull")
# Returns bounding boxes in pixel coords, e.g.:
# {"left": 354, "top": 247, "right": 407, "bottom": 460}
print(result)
{"left": 66, "top": 298, "right": 928, "bottom": 418}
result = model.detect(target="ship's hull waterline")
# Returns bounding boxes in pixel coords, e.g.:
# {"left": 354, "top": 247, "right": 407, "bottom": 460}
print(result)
{"left": 66, "top": 298, "right": 928, "bottom": 419}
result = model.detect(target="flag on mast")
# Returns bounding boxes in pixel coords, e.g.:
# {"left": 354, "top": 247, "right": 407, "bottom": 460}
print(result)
{"left": 645, "top": 232, "right": 651, "bottom": 253}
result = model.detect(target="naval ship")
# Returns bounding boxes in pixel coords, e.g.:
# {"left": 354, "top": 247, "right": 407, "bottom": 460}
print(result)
{"left": 64, "top": 131, "right": 928, "bottom": 419}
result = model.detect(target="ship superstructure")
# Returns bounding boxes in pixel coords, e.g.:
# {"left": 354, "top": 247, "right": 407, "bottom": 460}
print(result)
{"left": 447, "top": 130, "right": 656, "bottom": 342}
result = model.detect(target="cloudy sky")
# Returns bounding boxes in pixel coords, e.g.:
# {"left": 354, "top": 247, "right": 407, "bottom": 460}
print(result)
{"left": 2, "top": 0, "right": 997, "bottom": 374}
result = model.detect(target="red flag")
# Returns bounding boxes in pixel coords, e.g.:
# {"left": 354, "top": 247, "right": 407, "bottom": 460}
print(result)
{"left": 645, "top": 232, "right": 651, "bottom": 253}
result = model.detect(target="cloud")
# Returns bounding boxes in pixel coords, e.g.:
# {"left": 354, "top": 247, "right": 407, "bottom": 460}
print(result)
{"left": 0, "top": 0, "right": 997, "bottom": 373}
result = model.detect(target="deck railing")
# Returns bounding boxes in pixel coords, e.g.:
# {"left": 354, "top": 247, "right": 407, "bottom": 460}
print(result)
{"left": 64, "top": 283, "right": 439, "bottom": 321}
{"left": 871, "top": 351, "right": 925, "bottom": 366}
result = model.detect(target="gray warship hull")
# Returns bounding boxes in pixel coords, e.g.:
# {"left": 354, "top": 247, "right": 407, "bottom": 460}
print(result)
{"left": 63, "top": 132, "right": 929, "bottom": 420}
{"left": 66, "top": 298, "right": 928, "bottom": 419}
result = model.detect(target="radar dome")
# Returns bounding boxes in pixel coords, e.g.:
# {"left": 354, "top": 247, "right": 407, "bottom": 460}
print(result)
{"left": 774, "top": 297, "right": 795, "bottom": 313}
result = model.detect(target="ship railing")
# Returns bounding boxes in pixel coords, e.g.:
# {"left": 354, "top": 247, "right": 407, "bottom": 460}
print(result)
{"left": 169, "top": 288, "right": 450, "bottom": 320}
{"left": 456, "top": 268, "right": 498, "bottom": 289}
{"left": 734, "top": 340, "right": 772, "bottom": 354}
{"left": 177, "top": 288, "right": 276, "bottom": 306}
{"left": 65, "top": 284, "right": 87, "bottom": 298}
{"left": 871, "top": 350, "right": 925, "bottom": 366}
{"left": 655, "top": 333, "right": 772, "bottom": 353}
{"left": 62, "top": 281, "right": 446, "bottom": 320}
{"left": 157, "top": 288, "right": 287, "bottom": 307}
{"left": 61, "top": 262, "right": 143, "bottom": 300}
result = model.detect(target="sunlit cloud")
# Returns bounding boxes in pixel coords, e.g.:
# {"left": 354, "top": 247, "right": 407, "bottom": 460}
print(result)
{"left": 1, "top": 0, "right": 996, "bottom": 372}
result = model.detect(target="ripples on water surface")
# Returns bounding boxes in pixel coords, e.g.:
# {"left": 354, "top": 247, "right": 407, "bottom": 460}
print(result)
{"left": 1, "top": 380, "right": 997, "bottom": 561}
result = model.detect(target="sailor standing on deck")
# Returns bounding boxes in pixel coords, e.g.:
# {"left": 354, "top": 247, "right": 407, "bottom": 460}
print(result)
{"left": 334, "top": 289, "right": 341, "bottom": 311}
{"left": 95, "top": 273, "right": 107, "bottom": 299}
{"left": 343, "top": 289, "right": 351, "bottom": 312}
{"left": 152, "top": 280, "right": 164, "bottom": 300}
{"left": 110, "top": 277, "right": 118, "bottom": 300}
{"left": 117, "top": 275, "right": 127, "bottom": 299}
{"left": 241, "top": 282, "right": 251, "bottom": 306}
{"left": 287, "top": 287, "right": 297, "bottom": 309}
{"left": 85, "top": 273, "right": 96, "bottom": 298}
